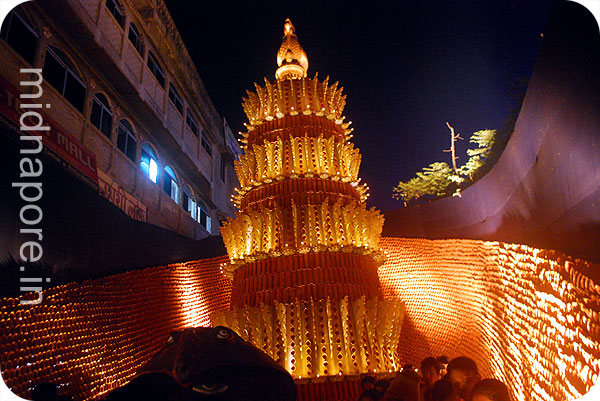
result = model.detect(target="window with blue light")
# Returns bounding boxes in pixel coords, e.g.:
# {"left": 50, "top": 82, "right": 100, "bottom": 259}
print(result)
{"left": 163, "top": 165, "right": 180, "bottom": 204}
{"left": 140, "top": 143, "right": 158, "bottom": 183}
{"left": 196, "top": 200, "right": 211, "bottom": 232}
{"left": 183, "top": 185, "right": 196, "bottom": 219}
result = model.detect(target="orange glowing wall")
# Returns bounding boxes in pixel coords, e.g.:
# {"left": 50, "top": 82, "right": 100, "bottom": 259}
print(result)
{"left": 379, "top": 237, "right": 600, "bottom": 401}
{"left": 0, "top": 239, "right": 599, "bottom": 401}
{"left": 0, "top": 256, "right": 231, "bottom": 400}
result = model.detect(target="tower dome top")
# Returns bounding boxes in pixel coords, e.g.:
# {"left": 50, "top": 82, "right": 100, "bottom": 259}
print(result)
{"left": 275, "top": 18, "right": 308, "bottom": 80}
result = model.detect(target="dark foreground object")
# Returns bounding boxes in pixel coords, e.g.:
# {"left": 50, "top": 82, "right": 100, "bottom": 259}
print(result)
{"left": 105, "top": 326, "right": 297, "bottom": 401}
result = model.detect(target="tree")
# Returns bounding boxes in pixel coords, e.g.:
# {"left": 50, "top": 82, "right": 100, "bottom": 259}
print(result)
{"left": 393, "top": 125, "right": 497, "bottom": 205}
{"left": 458, "top": 129, "right": 496, "bottom": 180}
{"left": 392, "top": 162, "right": 454, "bottom": 205}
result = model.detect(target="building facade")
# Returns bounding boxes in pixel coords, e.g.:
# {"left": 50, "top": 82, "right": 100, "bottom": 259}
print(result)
{"left": 0, "top": 0, "right": 240, "bottom": 239}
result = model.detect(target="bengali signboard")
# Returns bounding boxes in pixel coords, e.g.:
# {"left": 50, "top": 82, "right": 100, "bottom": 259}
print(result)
{"left": 97, "top": 169, "right": 147, "bottom": 222}
{"left": 0, "top": 75, "right": 98, "bottom": 184}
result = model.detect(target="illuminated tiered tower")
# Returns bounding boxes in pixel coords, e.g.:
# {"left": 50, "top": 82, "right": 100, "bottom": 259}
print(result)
{"left": 212, "top": 19, "right": 404, "bottom": 384}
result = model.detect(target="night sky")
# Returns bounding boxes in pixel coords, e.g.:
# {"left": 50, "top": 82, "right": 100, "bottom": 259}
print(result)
{"left": 165, "top": 0, "right": 553, "bottom": 211}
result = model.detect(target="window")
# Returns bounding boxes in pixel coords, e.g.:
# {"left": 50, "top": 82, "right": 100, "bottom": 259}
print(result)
{"left": 196, "top": 200, "right": 211, "bottom": 232}
{"left": 182, "top": 186, "right": 196, "bottom": 219}
{"left": 140, "top": 143, "right": 158, "bottom": 183}
{"left": 44, "top": 46, "right": 86, "bottom": 112}
{"left": 128, "top": 23, "right": 143, "bottom": 55}
{"left": 163, "top": 166, "right": 179, "bottom": 204}
{"left": 168, "top": 83, "right": 183, "bottom": 114}
{"left": 0, "top": 11, "right": 38, "bottom": 65}
{"left": 147, "top": 51, "right": 165, "bottom": 87}
{"left": 186, "top": 113, "right": 198, "bottom": 137}
{"left": 117, "top": 120, "right": 137, "bottom": 162}
{"left": 220, "top": 156, "right": 226, "bottom": 182}
{"left": 106, "top": 0, "right": 124, "bottom": 28}
{"left": 201, "top": 134, "right": 212, "bottom": 156}
{"left": 90, "top": 93, "right": 113, "bottom": 138}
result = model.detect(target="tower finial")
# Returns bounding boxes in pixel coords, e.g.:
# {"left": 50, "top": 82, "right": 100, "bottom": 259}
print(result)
{"left": 275, "top": 18, "right": 308, "bottom": 80}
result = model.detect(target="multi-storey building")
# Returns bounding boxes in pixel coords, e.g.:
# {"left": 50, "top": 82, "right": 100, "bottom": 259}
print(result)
{"left": 0, "top": 0, "right": 240, "bottom": 239}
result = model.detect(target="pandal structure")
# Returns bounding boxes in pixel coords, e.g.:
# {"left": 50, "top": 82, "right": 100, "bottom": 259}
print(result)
{"left": 212, "top": 19, "right": 405, "bottom": 384}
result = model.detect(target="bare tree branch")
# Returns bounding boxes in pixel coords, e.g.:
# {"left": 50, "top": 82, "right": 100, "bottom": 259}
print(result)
{"left": 445, "top": 121, "right": 462, "bottom": 173}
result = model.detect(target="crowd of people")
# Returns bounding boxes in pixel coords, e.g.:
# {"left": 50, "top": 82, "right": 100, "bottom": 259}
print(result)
{"left": 358, "top": 356, "right": 511, "bottom": 401}
{"left": 29, "top": 355, "right": 510, "bottom": 401}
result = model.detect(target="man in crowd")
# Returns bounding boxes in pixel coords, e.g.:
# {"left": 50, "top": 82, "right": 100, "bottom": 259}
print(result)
{"left": 361, "top": 376, "right": 376, "bottom": 392}
{"left": 470, "top": 379, "right": 511, "bottom": 401}
{"left": 445, "top": 357, "right": 480, "bottom": 401}
{"left": 436, "top": 356, "right": 449, "bottom": 377}
{"left": 383, "top": 364, "right": 420, "bottom": 401}
{"left": 420, "top": 357, "right": 442, "bottom": 400}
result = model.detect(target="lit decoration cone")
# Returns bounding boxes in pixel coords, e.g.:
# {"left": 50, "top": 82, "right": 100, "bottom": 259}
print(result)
{"left": 211, "top": 19, "right": 405, "bottom": 382}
